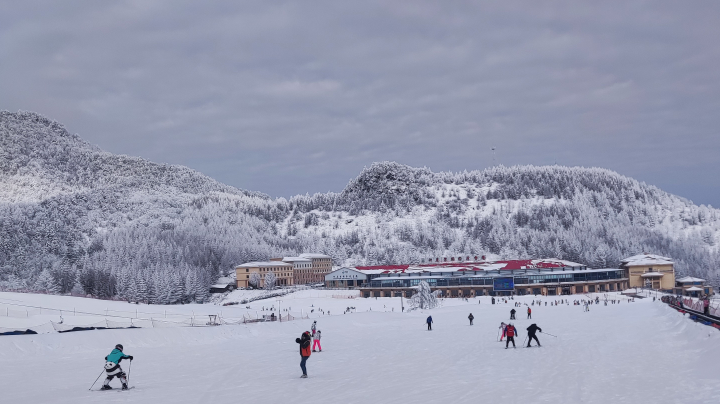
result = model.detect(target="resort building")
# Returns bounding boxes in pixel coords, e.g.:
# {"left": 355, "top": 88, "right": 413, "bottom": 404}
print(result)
{"left": 278, "top": 257, "right": 313, "bottom": 285}
{"left": 621, "top": 254, "right": 675, "bottom": 291}
{"left": 325, "top": 267, "right": 368, "bottom": 288}
{"left": 673, "top": 276, "right": 714, "bottom": 297}
{"left": 297, "top": 253, "right": 333, "bottom": 284}
{"left": 235, "top": 261, "right": 294, "bottom": 288}
{"left": 326, "top": 259, "right": 631, "bottom": 297}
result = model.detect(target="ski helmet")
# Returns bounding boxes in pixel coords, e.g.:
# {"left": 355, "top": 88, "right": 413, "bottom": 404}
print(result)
{"left": 115, "top": 344, "right": 124, "bottom": 351}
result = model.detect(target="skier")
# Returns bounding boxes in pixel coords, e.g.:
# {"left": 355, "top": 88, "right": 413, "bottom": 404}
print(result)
{"left": 510, "top": 308, "right": 516, "bottom": 320}
{"left": 505, "top": 323, "right": 518, "bottom": 349}
{"left": 101, "top": 344, "right": 133, "bottom": 390}
{"left": 311, "top": 320, "right": 317, "bottom": 335}
{"left": 427, "top": 315, "right": 433, "bottom": 331}
{"left": 295, "top": 331, "right": 312, "bottom": 378}
{"left": 526, "top": 323, "right": 542, "bottom": 347}
{"left": 312, "top": 330, "right": 322, "bottom": 352}
{"left": 527, "top": 307, "right": 532, "bottom": 319}
{"left": 491, "top": 297, "right": 496, "bottom": 304}
{"left": 499, "top": 322, "right": 507, "bottom": 341}
{"left": 468, "top": 313, "right": 474, "bottom": 326}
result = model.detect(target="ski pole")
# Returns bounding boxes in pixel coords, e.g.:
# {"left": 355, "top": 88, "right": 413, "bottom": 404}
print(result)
{"left": 541, "top": 331, "right": 558, "bottom": 338}
{"left": 89, "top": 369, "right": 105, "bottom": 391}
{"left": 127, "top": 359, "right": 132, "bottom": 386}
{"left": 522, "top": 336, "right": 528, "bottom": 346}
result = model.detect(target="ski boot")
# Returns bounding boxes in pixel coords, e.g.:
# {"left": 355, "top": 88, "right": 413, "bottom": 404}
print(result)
{"left": 122, "top": 384, "right": 129, "bottom": 391}
{"left": 101, "top": 385, "right": 113, "bottom": 390}
{"left": 300, "top": 374, "right": 308, "bottom": 378}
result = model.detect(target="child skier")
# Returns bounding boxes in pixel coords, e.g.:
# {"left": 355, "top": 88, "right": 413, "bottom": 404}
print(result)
{"left": 468, "top": 313, "right": 474, "bottom": 325}
{"left": 510, "top": 308, "right": 516, "bottom": 320}
{"left": 295, "top": 331, "right": 312, "bottom": 378}
{"left": 527, "top": 307, "right": 532, "bottom": 319}
{"left": 427, "top": 315, "right": 433, "bottom": 331}
{"left": 499, "top": 322, "right": 507, "bottom": 341}
{"left": 505, "top": 324, "right": 517, "bottom": 349}
{"left": 101, "top": 344, "right": 133, "bottom": 390}
{"left": 313, "top": 330, "right": 322, "bottom": 352}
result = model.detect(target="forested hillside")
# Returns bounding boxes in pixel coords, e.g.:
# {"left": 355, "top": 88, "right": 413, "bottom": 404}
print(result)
{"left": 1, "top": 111, "right": 719, "bottom": 302}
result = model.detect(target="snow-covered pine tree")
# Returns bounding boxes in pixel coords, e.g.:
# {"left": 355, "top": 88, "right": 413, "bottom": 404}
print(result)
{"left": 34, "top": 269, "right": 61, "bottom": 294}
{"left": 264, "top": 272, "right": 277, "bottom": 290}
{"left": 125, "top": 277, "right": 138, "bottom": 303}
{"left": 185, "top": 272, "right": 198, "bottom": 302}
{"left": 137, "top": 275, "right": 149, "bottom": 304}
{"left": 408, "top": 281, "right": 440, "bottom": 310}
{"left": 169, "top": 272, "right": 185, "bottom": 304}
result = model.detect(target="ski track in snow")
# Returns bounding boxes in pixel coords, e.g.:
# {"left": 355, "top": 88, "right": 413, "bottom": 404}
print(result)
{"left": 0, "top": 292, "right": 718, "bottom": 404}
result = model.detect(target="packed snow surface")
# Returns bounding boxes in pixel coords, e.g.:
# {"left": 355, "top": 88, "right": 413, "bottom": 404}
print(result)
{"left": 0, "top": 291, "right": 718, "bottom": 403}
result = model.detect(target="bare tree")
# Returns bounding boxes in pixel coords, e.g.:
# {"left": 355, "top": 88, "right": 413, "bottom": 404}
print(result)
{"left": 249, "top": 272, "right": 261, "bottom": 289}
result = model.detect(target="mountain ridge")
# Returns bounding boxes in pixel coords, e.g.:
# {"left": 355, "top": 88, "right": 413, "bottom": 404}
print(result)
{"left": 1, "top": 111, "right": 718, "bottom": 302}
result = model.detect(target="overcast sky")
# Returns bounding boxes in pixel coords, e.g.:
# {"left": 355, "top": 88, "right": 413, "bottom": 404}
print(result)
{"left": 2, "top": 1, "right": 719, "bottom": 206}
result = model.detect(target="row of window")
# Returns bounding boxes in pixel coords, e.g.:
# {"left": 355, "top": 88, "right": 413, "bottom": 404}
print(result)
{"left": 362, "top": 282, "right": 627, "bottom": 297}
{"left": 369, "top": 271, "right": 626, "bottom": 288}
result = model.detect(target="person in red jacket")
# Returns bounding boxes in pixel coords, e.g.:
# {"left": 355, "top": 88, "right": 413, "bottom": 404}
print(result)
{"left": 527, "top": 307, "right": 532, "bottom": 319}
{"left": 295, "top": 331, "right": 312, "bottom": 378}
{"left": 505, "top": 323, "right": 518, "bottom": 349}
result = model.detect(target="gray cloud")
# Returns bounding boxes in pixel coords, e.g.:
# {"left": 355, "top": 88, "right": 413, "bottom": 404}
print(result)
{"left": 2, "top": 1, "right": 719, "bottom": 205}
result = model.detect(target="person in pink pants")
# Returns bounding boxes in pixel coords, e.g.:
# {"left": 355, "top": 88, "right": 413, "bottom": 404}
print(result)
{"left": 312, "top": 330, "right": 322, "bottom": 352}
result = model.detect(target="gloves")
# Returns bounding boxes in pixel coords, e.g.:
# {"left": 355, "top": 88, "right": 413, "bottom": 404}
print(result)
{"left": 295, "top": 338, "right": 301, "bottom": 343}
{"left": 128, "top": 356, "right": 134, "bottom": 361}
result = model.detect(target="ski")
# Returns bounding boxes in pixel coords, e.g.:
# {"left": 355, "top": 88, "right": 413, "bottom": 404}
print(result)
{"left": 96, "top": 386, "right": 135, "bottom": 392}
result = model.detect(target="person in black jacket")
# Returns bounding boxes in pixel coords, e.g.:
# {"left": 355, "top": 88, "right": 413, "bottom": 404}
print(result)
{"left": 295, "top": 331, "right": 312, "bottom": 378}
{"left": 526, "top": 323, "right": 542, "bottom": 347}
{"left": 468, "top": 313, "right": 474, "bottom": 325}
{"left": 510, "top": 308, "right": 516, "bottom": 320}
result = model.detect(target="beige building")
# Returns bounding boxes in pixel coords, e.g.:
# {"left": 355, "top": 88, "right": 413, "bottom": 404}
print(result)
{"left": 278, "top": 257, "right": 313, "bottom": 285}
{"left": 621, "top": 254, "right": 675, "bottom": 290}
{"left": 235, "top": 261, "right": 294, "bottom": 288}
{"left": 271, "top": 253, "right": 333, "bottom": 285}
{"left": 298, "top": 253, "right": 333, "bottom": 284}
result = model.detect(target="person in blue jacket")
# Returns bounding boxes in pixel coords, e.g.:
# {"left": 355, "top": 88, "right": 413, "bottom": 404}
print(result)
{"left": 426, "top": 315, "right": 433, "bottom": 331}
{"left": 101, "top": 344, "right": 133, "bottom": 390}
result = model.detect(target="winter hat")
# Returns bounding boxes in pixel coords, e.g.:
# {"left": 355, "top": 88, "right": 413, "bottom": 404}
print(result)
{"left": 115, "top": 344, "right": 123, "bottom": 351}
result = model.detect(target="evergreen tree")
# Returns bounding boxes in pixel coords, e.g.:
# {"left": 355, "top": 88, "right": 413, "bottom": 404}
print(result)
{"left": 408, "top": 281, "right": 440, "bottom": 310}
{"left": 35, "top": 269, "right": 61, "bottom": 294}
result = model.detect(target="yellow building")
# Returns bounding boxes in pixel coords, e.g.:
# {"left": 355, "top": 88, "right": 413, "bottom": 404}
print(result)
{"left": 235, "top": 261, "right": 294, "bottom": 288}
{"left": 621, "top": 254, "right": 675, "bottom": 290}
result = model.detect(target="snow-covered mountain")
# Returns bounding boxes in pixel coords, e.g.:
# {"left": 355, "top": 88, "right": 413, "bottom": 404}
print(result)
{"left": 1, "top": 111, "right": 719, "bottom": 302}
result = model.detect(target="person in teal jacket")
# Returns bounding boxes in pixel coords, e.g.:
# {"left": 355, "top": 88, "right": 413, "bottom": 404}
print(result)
{"left": 101, "top": 344, "right": 133, "bottom": 390}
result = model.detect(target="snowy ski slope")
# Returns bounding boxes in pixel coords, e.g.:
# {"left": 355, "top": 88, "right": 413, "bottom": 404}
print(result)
{"left": 0, "top": 291, "right": 718, "bottom": 404}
